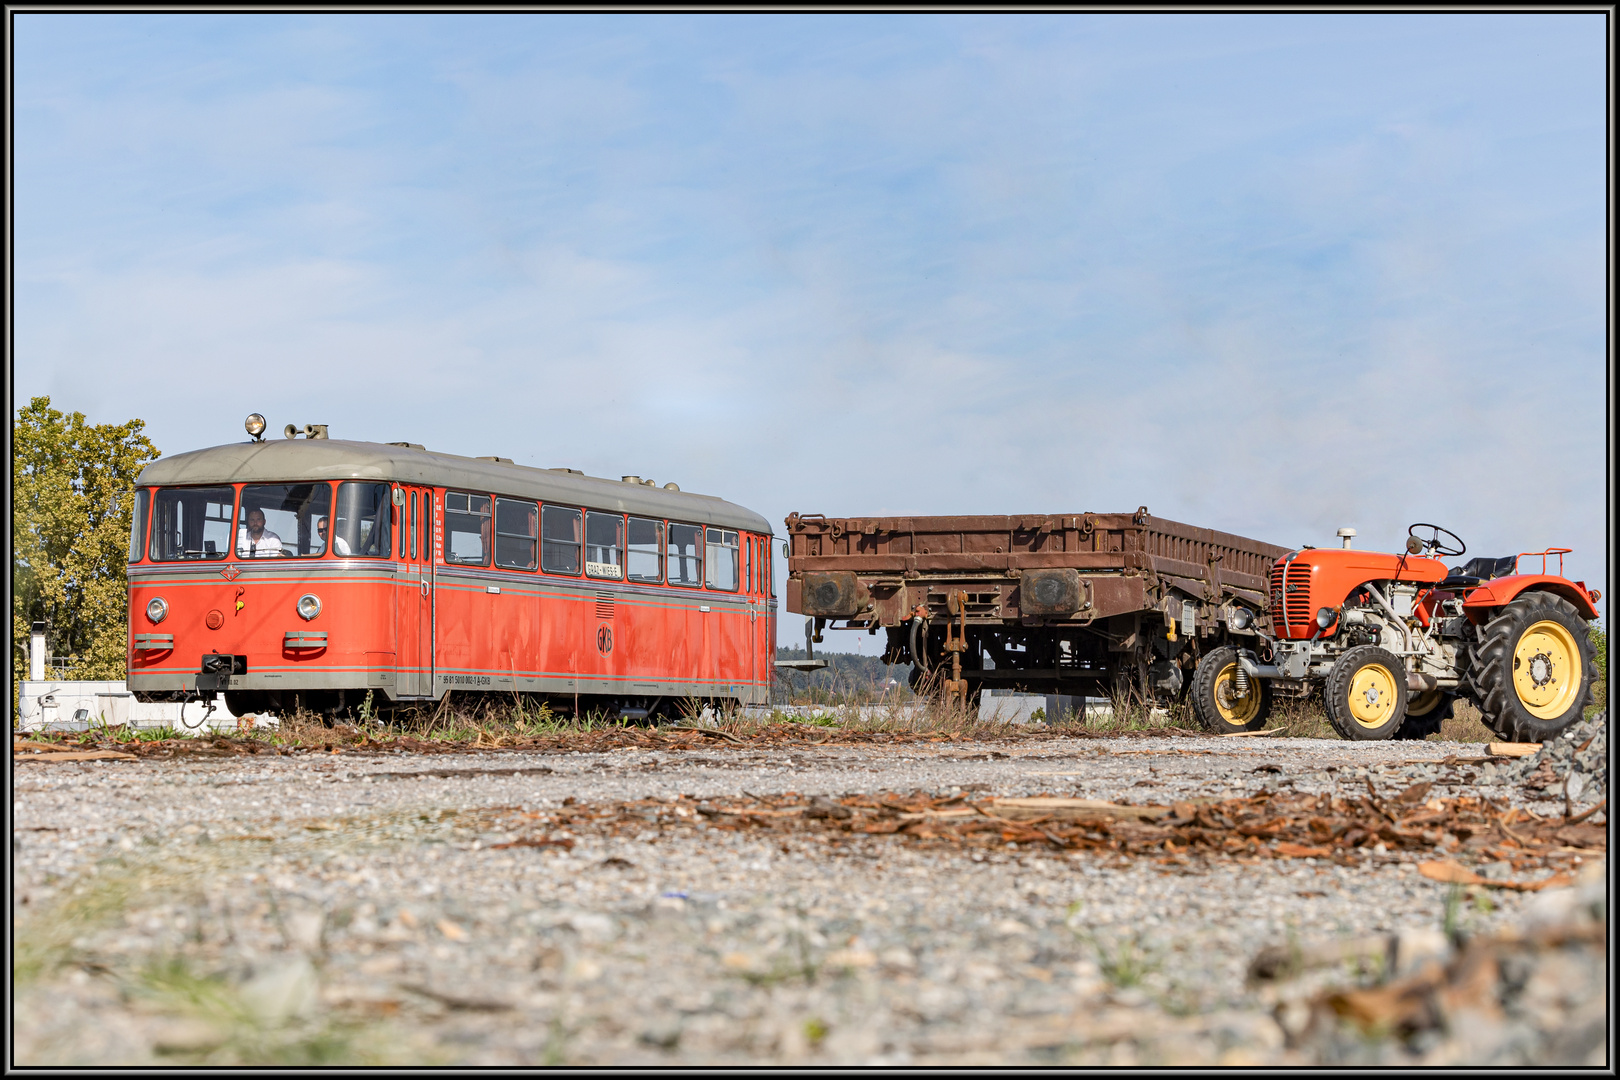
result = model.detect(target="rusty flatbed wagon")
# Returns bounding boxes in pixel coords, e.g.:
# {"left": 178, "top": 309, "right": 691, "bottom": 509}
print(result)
{"left": 784, "top": 509, "right": 1289, "bottom": 704}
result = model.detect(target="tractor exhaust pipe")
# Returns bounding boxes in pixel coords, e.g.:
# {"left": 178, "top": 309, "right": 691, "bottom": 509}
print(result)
{"left": 1408, "top": 672, "right": 1438, "bottom": 693}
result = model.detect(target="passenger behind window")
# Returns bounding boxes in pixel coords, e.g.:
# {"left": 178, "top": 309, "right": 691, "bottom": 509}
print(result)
{"left": 542, "top": 506, "right": 582, "bottom": 574}
{"left": 314, "top": 516, "right": 350, "bottom": 556}
{"left": 585, "top": 512, "right": 625, "bottom": 579}
{"left": 668, "top": 523, "right": 703, "bottom": 587}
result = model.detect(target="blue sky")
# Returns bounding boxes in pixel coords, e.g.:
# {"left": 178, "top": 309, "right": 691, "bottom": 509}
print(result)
{"left": 13, "top": 14, "right": 1609, "bottom": 645}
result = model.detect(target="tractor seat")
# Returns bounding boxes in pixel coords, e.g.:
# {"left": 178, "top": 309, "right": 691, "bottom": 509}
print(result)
{"left": 1441, "top": 555, "right": 1517, "bottom": 590}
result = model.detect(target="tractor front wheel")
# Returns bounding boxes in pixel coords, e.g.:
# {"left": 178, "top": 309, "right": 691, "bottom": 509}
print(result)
{"left": 1190, "top": 647, "right": 1272, "bottom": 734}
{"left": 1325, "top": 646, "right": 1407, "bottom": 740}
{"left": 1468, "top": 593, "right": 1596, "bottom": 742}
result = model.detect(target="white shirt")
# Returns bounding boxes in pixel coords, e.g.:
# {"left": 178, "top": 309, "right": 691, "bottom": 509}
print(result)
{"left": 237, "top": 526, "right": 284, "bottom": 557}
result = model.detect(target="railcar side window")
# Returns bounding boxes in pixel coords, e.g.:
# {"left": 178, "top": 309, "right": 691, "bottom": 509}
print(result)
{"left": 495, "top": 498, "right": 539, "bottom": 570}
{"left": 706, "top": 528, "right": 740, "bottom": 591}
{"left": 668, "top": 523, "right": 703, "bottom": 587}
{"left": 150, "top": 486, "right": 235, "bottom": 561}
{"left": 128, "top": 489, "right": 150, "bottom": 564}
{"left": 409, "top": 492, "right": 418, "bottom": 560}
{"left": 236, "top": 484, "right": 334, "bottom": 558}
{"left": 334, "top": 482, "right": 394, "bottom": 559}
{"left": 542, "top": 506, "right": 582, "bottom": 575}
{"left": 585, "top": 512, "right": 625, "bottom": 580}
{"left": 443, "top": 491, "right": 491, "bottom": 566}
{"left": 627, "top": 517, "right": 664, "bottom": 583}
{"left": 768, "top": 541, "right": 775, "bottom": 598}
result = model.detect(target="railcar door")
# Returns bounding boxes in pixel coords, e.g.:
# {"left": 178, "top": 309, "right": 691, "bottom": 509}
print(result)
{"left": 749, "top": 536, "right": 763, "bottom": 704}
{"left": 395, "top": 485, "right": 435, "bottom": 698}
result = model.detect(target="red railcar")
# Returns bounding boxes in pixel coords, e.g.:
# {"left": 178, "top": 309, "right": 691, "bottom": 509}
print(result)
{"left": 126, "top": 434, "right": 777, "bottom": 717}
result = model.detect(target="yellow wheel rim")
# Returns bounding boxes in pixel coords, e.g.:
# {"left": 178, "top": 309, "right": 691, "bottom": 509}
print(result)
{"left": 1347, "top": 663, "right": 1399, "bottom": 728}
{"left": 1213, "top": 662, "right": 1261, "bottom": 724}
{"left": 1408, "top": 688, "right": 1443, "bottom": 717}
{"left": 1513, "top": 619, "right": 1581, "bottom": 720}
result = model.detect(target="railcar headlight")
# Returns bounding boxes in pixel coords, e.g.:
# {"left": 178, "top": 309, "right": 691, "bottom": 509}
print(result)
{"left": 1316, "top": 606, "right": 1337, "bottom": 629}
{"left": 296, "top": 593, "right": 322, "bottom": 621}
{"left": 245, "top": 413, "right": 267, "bottom": 439}
{"left": 146, "top": 597, "right": 169, "bottom": 623}
{"left": 1230, "top": 606, "right": 1254, "bottom": 631}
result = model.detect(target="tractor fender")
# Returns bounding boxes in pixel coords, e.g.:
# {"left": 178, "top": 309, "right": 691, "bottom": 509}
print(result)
{"left": 1462, "top": 575, "right": 1600, "bottom": 621}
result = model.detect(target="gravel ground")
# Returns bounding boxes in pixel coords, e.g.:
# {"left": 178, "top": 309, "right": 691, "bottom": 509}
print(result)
{"left": 11, "top": 733, "right": 1604, "bottom": 1065}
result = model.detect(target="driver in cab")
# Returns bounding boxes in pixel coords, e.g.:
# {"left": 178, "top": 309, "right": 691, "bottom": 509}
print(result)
{"left": 237, "top": 508, "right": 285, "bottom": 557}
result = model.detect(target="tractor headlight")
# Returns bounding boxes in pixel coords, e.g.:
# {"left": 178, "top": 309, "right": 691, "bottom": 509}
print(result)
{"left": 1316, "top": 606, "right": 1337, "bottom": 629}
{"left": 1230, "top": 606, "right": 1254, "bottom": 631}
{"left": 296, "top": 593, "right": 322, "bottom": 621}
{"left": 146, "top": 597, "right": 169, "bottom": 623}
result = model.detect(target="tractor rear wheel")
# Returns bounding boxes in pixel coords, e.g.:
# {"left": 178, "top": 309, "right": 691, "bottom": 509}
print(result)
{"left": 1190, "top": 647, "right": 1271, "bottom": 734}
{"left": 1325, "top": 646, "right": 1407, "bottom": 740}
{"left": 1395, "top": 689, "right": 1454, "bottom": 740}
{"left": 1468, "top": 592, "right": 1596, "bottom": 742}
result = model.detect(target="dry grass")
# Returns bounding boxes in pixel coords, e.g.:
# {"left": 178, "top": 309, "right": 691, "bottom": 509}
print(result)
{"left": 20, "top": 682, "right": 1507, "bottom": 753}
{"left": 1440, "top": 698, "right": 1496, "bottom": 743}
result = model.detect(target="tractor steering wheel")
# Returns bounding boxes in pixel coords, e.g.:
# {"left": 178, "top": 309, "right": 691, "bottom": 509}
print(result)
{"left": 1407, "top": 523, "right": 1465, "bottom": 558}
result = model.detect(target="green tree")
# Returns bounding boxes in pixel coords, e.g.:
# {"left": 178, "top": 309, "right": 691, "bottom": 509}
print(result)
{"left": 13, "top": 397, "right": 159, "bottom": 685}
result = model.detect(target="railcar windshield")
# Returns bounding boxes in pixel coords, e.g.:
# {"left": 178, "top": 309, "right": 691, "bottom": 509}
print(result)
{"left": 128, "top": 489, "right": 150, "bottom": 563}
{"left": 150, "top": 486, "right": 235, "bottom": 561}
{"left": 668, "top": 523, "right": 703, "bottom": 587}
{"left": 236, "top": 483, "right": 334, "bottom": 558}
{"left": 333, "top": 482, "right": 393, "bottom": 559}
{"left": 585, "top": 512, "right": 625, "bottom": 580}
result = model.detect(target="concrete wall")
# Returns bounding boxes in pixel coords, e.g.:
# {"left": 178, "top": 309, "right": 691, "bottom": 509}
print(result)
{"left": 15, "top": 681, "right": 262, "bottom": 735}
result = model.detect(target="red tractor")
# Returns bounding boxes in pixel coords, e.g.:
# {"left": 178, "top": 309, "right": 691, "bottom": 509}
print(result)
{"left": 1191, "top": 524, "right": 1602, "bottom": 742}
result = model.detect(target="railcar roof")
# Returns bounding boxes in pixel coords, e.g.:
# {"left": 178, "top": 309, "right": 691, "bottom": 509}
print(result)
{"left": 137, "top": 439, "right": 773, "bottom": 534}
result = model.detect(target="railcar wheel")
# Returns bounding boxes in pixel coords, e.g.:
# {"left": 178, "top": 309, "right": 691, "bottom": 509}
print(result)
{"left": 1190, "top": 646, "right": 1271, "bottom": 734}
{"left": 1395, "top": 689, "right": 1453, "bottom": 740}
{"left": 1468, "top": 593, "right": 1596, "bottom": 742}
{"left": 224, "top": 690, "right": 268, "bottom": 718}
{"left": 1325, "top": 646, "right": 1407, "bottom": 741}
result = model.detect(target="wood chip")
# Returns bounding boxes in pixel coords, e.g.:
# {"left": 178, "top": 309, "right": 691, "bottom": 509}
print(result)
{"left": 1417, "top": 859, "right": 1484, "bottom": 885}
{"left": 989, "top": 797, "right": 1171, "bottom": 821}
{"left": 1219, "top": 729, "right": 1286, "bottom": 737}
{"left": 1486, "top": 742, "right": 1542, "bottom": 757}
{"left": 1275, "top": 842, "right": 1333, "bottom": 858}
{"left": 13, "top": 750, "right": 138, "bottom": 763}
{"left": 1418, "top": 859, "right": 1575, "bottom": 892}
